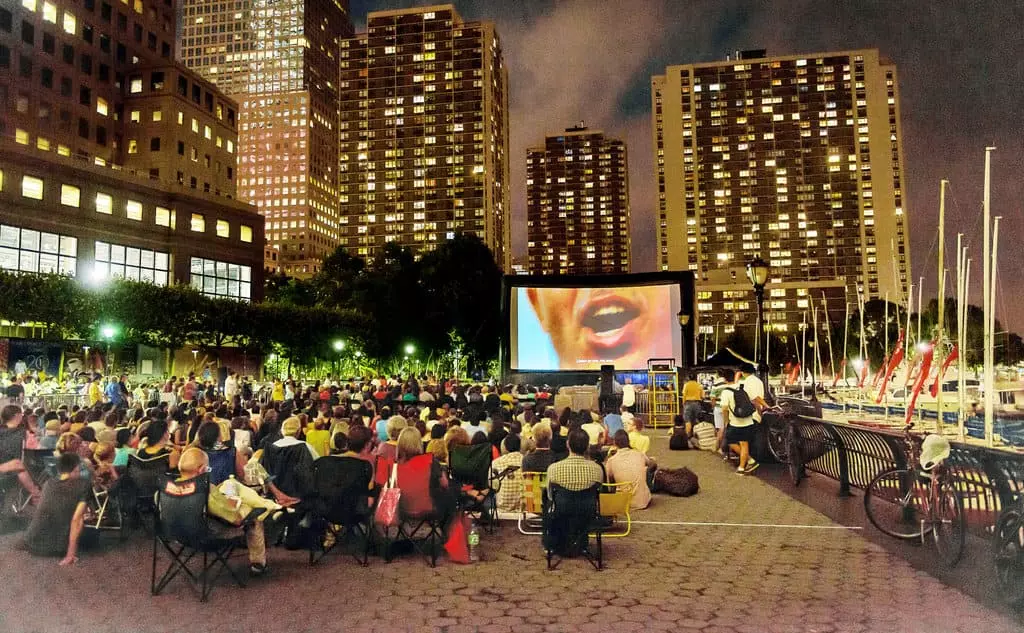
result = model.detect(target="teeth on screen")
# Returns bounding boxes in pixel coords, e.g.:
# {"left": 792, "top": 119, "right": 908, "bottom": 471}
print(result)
{"left": 594, "top": 306, "right": 625, "bottom": 317}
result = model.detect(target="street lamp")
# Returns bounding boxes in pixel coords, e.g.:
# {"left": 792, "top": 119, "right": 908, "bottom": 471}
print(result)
{"left": 191, "top": 348, "right": 199, "bottom": 374}
{"left": 677, "top": 309, "right": 691, "bottom": 369}
{"left": 332, "top": 340, "right": 345, "bottom": 377}
{"left": 404, "top": 343, "right": 416, "bottom": 356}
{"left": 746, "top": 257, "right": 770, "bottom": 380}
{"left": 101, "top": 324, "right": 117, "bottom": 375}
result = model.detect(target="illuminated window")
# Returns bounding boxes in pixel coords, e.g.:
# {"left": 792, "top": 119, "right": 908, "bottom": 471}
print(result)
{"left": 94, "top": 241, "right": 169, "bottom": 286}
{"left": 22, "top": 0, "right": 38, "bottom": 12}
{"left": 152, "top": 110, "right": 162, "bottom": 122}
{"left": 0, "top": 224, "right": 77, "bottom": 275}
{"left": 96, "top": 98, "right": 108, "bottom": 116}
{"left": 0, "top": 169, "right": 3, "bottom": 191}
{"left": 190, "top": 257, "right": 251, "bottom": 301}
{"left": 60, "top": 184, "right": 80, "bottom": 207}
{"left": 239, "top": 225, "right": 253, "bottom": 243}
{"left": 95, "top": 192, "right": 112, "bottom": 214}
{"left": 126, "top": 200, "right": 142, "bottom": 221}
{"left": 127, "top": 140, "right": 138, "bottom": 154}
{"left": 155, "top": 207, "right": 173, "bottom": 228}
{"left": 190, "top": 213, "right": 205, "bottom": 233}
{"left": 226, "top": 140, "right": 234, "bottom": 153}
{"left": 21, "top": 176, "right": 44, "bottom": 200}
{"left": 42, "top": 2, "right": 57, "bottom": 22}
{"left": 216, "top": 220, "right": 229, "bottom": 238}
{"left": 204, "top": 125, "right": 211, "bottom": 140}
{"left": 62, "top": 10, "right": 75, "bottom": 34}
{"left": 191, "top": 118, "right": 199, "bottom": 133}
{"left": 15, "top": 129, "right": 29, "bottom": 145}
{"left": 129, "top": 110, "right": 141, "bottom": 123}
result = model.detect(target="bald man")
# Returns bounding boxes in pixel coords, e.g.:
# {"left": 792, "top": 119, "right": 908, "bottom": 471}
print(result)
{"left": 177, "top": 448, "right": 283, "bottom": 576}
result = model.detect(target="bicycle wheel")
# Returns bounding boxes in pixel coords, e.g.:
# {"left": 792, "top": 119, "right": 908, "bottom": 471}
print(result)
{"left": 931, "top": 478, "right": 965, "bottom": 567}
{"left": 993, "top": 506, "right": 1024, "bottom": 606}
{"left": 864, "top": 468, "right": 928, "bottom": 540}
{"left": 766, "top": 418, "right": 789, "bottom": 464}
{"left": 786, "top": 425, "right": 803, "bottom": 486}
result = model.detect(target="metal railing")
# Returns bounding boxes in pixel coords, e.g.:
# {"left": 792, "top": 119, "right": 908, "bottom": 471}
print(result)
{"left": 786, "top": 414, "right": 1024, "bottom": 537}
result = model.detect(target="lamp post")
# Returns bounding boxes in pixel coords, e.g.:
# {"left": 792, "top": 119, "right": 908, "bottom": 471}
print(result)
{"left": 332, "top": 340, "right": 345, "bottom": 378}
{"left": 404, "top": 343, "right": 416, "bottom": 375}
{"left": 677, "top": 310, "right": 691, "bottom": 369}
{"left": 746, "top": 257, "right": 770, "bottom": 381}
{"left": 191, "top": 348, "right": 199, "bottom": 374}
{"left": 101, "top": 324, "right": 116, "bottom": 375}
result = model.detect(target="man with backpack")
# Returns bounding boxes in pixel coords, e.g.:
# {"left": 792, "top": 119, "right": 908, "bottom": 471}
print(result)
{"left": 720, "top": 363, "right": 767, "bottom": 475}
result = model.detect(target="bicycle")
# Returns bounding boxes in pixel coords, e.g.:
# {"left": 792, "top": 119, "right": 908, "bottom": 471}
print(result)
{"left": 993, "top": 492, "right": 1024, "bottom": 607}
{"left": 863, "top": 422, "right": 965, "bottom": 567}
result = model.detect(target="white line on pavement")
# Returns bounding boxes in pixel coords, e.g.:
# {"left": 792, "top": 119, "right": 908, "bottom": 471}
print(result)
{"left": 628, "top": 520, "right": 862, "bottom": 530}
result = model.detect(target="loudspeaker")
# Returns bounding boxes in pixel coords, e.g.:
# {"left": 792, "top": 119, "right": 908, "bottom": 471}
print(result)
{"left": 599, "top": 365, "right": 615, "bottom": 396}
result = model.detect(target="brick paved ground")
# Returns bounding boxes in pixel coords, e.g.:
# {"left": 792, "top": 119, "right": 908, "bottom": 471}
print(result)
{"left": 1, "top": 435, "right": 1021, "bottom": 633}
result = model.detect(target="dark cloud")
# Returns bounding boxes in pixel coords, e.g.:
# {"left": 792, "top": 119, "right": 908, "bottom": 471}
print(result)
{"left": 349, "top": 0, "right": 1024, "bottom": 329}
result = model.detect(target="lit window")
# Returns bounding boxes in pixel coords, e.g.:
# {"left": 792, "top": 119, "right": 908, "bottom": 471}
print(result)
{"left": 60, "top": 184, "right": 80, "bottom": 207}
{"left": 130, "top": 110, "right": 141, "bottom": 123}
{"left": 190, "top": 257, "right": 251, "bottom": 301}
{"left": 0, "top": 224, "right": 77, "bottom": 275}
{"left": 15, "top": 129, "right": 29, "bottom": 145}
{"left": 94, "top": 241, "right": 169, "bottom": 286}
{"left": 152, "top": 110, "right": 162, "bottom": 122}
{"left": 95, "top": 192, "right": 112, "bottom": 214}
{"left": 216, "top": 220, "right": 229, "bottom": 238}
{"left": 204, "top": 125, "right": 212, "bottom": 140}
{"left": 190, "top": 213, "right": 205, "bottom": 233}
{"left": 155, "top": 206, "right": 173, "bottom": 227}
{"left": 130, "top": 78, "right": 143, "bottom": 93}
{"left": 0, "top": 169, "right": 4, "bottom": 192}
{"left": 177, "top": 112, "right": 184, "bottom": 125}
{"left": 96, "top": 98, "right": 108, "bottom": 116}
{"left": 192, "top": 119, "right": 199, "bottom": 133}
{"left": 126, "top": 200, "right": 143, "bottom": 221}
{"left": 127, "top": 140, "right": 138, "bottom": 154}
{"left": 240, "top": 225, "right": 253, "bottom": 243}
{"left": 62, "top": 10, "right": 75, "bottom": 34}
{"left": 22, "top": 0, "right": 38, "bottom": 12}
{"left": 226, "top": 140, "right": 234, "bottom": 153}
{"left": 21, "top": 176, "right": 44, "bottom": 200}
{"left": 42, "top": 2, "right": 57, "bottom": 22}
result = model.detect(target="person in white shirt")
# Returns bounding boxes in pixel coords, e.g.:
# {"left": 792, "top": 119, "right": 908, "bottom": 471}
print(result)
{"left": 720, "top": 364, "right": 766, "bottom": 475}
{"left": 622, "top": 378, "right": 636, "bottom": 411}
{"left": 224, "top": 371, "right": 240, "bottom": 401}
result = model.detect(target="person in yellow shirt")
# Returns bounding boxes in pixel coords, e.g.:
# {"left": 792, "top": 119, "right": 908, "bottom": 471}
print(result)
{"left": 87, "top": 375, "right": 103, "bottom": 407}
{"left": 271, "top": 379, "right": 284, "bottom": 402}
{"left": 681, "top": 372, "right": 705, "bottom": 436}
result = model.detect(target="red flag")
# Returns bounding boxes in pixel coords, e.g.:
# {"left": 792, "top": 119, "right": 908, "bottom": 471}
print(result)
{"left": 905, "top": 340, "right": 936, "bottom": 424}
{"left": 872, "top": 355, "right": 889, "bottom": 389}
{"left": 788, "top": 363, "right": 801, "bottom": 386}
{"left": 832, "top": 359, "right": 847, "bottom": 387}
{"left": 929, "top": 344, "right": 959, "bottom": 398}
{"left": 857, "top": 357, "right": 870, "bottom": 388}
{"left": 875, "top": 330, "right": 906, "bottom": 403}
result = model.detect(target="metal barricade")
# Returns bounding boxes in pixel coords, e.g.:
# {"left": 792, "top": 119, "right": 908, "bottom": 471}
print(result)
{"left": 786, "top": 414, "right": 1024, "bottom": 537}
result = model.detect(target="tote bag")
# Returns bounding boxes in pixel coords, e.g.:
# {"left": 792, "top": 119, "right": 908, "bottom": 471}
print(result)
{"left": 374, "top": 463, "right": 401, "bottom": 527}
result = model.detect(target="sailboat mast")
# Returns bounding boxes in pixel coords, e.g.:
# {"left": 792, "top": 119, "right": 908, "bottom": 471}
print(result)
{"left": 936, "top": 180, "right": 947, "bottom": 433}
{"left": 956, "top": 234, "right": 965, "bottom": 438}
{"left": 983, "top": 147, "right": 995, "bottom": 447}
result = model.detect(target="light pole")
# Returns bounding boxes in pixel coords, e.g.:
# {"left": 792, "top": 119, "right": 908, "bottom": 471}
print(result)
{"left": 332, "top": 339, "right": 345, "bottom": 378}
{"left": 677, "top": 310, "right": 691, "bottom": 369}
{"left": 404, "top": 343, "right": 416, "bottom": 376}
{"left": 101, "top": 324, "right": 116, "bottom": 375}
{"left": 191, "top": 349, "right": 199, "bottom": 374}
{"left": 746, "top": 257, "right": 770, "bottom": 382}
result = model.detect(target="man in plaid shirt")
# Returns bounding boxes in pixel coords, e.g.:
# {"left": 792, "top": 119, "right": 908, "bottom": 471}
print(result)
{"left": 546, "top": 428, "right": 604, "bottom": 491}
{"left": 492, "top": 434, "right": 524, "bottom": 512}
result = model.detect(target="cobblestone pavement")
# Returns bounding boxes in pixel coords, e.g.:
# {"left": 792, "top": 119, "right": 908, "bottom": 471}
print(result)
{"left": 1, "top": 435, "right": 1021, "bottom": 633}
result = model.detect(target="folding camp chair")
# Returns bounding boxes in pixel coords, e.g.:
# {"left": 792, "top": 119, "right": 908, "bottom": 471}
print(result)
{"left": 151, "top": 474, "right": 260, "bottom": 602}
{"left": 594, "top": 481, "right": 635, "bottom": 538}
{"left": 449, "top": 443, "right": 500, "bottom": 533}
{"left": 381, "top": 454, "right": 445, "bottom": 567}
{"left": 203, "top": 447, "right": 236, "bottom": 486}
{"left": 124, "top": 452, "right": 171, "bottom": 531}
{"left": 517, "top": 471, "right": 547, "bottom": 535}
{"left": 87, "top": 478, "right": 125, "bottom": 537}
{"left": 544, "top": 482, "right": 603, "bottom": 571}
{"left": 9, "top": 448, "right": 55, "bottom": 514}
{"left": 308, "top": 456, "right": 374, "bottom": 566}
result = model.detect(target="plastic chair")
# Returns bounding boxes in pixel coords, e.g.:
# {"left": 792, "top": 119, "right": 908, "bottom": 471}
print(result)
{"left": 517, "top": 471, "right": 547, "bottom": 535}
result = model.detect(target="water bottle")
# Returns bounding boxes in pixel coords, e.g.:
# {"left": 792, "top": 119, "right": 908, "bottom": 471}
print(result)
{"left": 468, "top": 521, "right": 480, "bottom": 563}
{"left": 222, "top": 475, "right": 238, "bottom": 498}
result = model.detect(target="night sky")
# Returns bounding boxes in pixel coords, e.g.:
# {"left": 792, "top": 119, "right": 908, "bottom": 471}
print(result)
{"left": 350, "top": 0, "right": 1024, "bottom": 330}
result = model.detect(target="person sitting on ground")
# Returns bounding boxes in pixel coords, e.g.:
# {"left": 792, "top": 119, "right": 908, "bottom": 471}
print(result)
{"left": 40, "top": 416, "right": 61, "bottom": 450}
{"left": 521, "top": 421, "right": 559, "bottom": 474}
{"left": 113, "top": 428, "right": 135, "bottom": 468}
{"left": 176, "top": 448, "right": 284, "bottom": 576}
{"left": 603, "top": 406, "right": 624, "bottom": 441}
{"left": 0, "top": 404, "right": 42, "bottom": 503}
{"left": 91, "top": 442, "right": 119, "bottom": 489}
{"left": 604, "top": 430, "right": 654, "bottom": 510}
{"left": 492, "top": 434, "right": 524, "bottom": 513}
{"left": 626, "top": 415, "right": 651, "bottom": 455}
{"left": 549, "top": 420, "right": 569, "bottom": 460}
{"left": 546, "top": 428, "right": 604, "bottom": 492}
{"left": 580, "top": 410, "right": 606, "bottom": 448}
{"left": 22, "top": 453, "right": 91, "bottom": 566}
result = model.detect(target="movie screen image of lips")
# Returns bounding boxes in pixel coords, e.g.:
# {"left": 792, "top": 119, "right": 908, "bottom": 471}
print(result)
{"left": 513, "top": 283, "right": 682, "bottom": 371}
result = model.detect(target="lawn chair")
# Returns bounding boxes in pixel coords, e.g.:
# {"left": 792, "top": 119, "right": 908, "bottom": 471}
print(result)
{"left": 594, "top": 481, "right": 635, "bottom": 538}
{"left": 203, "top": 446, "right": 236, "bottom": 486}
{"left": 151, "top": 473, "right": 259, "bottom": 602}
{"left": 308, "top": 456, "right": 374, "bottom": 566}
{"left": 517, "top": 471, "right": 547, "bottom": 535}
{"left": 382, "top": 454, "right": 445, "bottom": 567}
{"left": 124, "top": 452, "right": 171, "bottom": 531}
{"left": 544, "top": 482, "right": 603, "bottom": 570}
{"left": 449, "top": 443, "right": 499, "bottom": 532}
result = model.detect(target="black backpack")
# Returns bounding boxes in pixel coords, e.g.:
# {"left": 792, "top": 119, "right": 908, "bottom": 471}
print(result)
{"left": 726, "top": 384, "right": 757, "bottom": 419}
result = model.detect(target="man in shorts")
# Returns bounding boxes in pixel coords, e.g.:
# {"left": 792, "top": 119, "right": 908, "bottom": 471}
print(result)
{"left": 720, "top": 364, "right": 766, "bottom": 474}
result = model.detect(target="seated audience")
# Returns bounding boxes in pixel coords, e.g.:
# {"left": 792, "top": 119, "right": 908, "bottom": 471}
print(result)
{"left": 23, "top": 453, "right": 91, "bottom": 565}
{"left": 604, "top": 430, "right": 654, "bottom": 509}
{"left": 521, "top": 421, "right": 559, "bottom": 474}
{"left": 546, "top": 428, "right": 604, "bottom": 492}
{"left": 492, "top": 434, "right": 524, "bottom": 513}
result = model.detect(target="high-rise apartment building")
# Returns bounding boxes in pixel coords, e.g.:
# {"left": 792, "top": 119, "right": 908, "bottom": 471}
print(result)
{"left": 526, "top": 125, "right": 630, "bottom": 275}
{"left": 0, "top": 0, "right": 264, "bottom": 301}
{"left": 652, "top": 48, "right": 910, "bottom": 337}
{"left": 337, "top": 5, "right": 510, "bottom": 269}
{"left": 179, "top": 0, "right": 353, "bottom": 276}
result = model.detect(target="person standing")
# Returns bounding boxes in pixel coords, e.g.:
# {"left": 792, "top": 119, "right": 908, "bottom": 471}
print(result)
{"left": 681, "top": 372, "right": 705, "bottom": 436}
{"left": 720, "top": 364, "right": 767, "bottom": 474}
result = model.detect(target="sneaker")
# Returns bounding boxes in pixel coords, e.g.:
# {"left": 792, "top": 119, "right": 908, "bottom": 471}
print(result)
{"left": 249, "top": 563, "right": 268, "bottom": 576}
{"left": 744, "top": 460, "right": 760, "bottom": 474}
{"left": 735, "top": 466, "right": 747, "bottom": 475}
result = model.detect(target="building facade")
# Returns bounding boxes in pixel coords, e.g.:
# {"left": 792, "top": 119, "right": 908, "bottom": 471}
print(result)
{"left": 526, "top": 125, "right": 630, "bottom": 275}
{"left": 0, "top": 0, "right": 264, "bottom": 299}
{"left": 179, "top": 0, "right": 353, "bottom": 276}
{"left": 337, "top": 4, "right": 510, "bottom": 269}
{"left": 652, "top": 48, "right": 910, "bottom": 339}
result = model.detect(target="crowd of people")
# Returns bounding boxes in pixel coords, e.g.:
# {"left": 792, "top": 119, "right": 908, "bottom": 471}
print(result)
{"left": 0, "top": 371, "right": 693, "bottom": 572}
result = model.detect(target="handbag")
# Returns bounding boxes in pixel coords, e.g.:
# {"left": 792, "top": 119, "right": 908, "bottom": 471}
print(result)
{"left": 444, "top": 511, "right": 471, "bottom": 564}
{"left": 374, "top": 463, "right": 401, "bottom": 527}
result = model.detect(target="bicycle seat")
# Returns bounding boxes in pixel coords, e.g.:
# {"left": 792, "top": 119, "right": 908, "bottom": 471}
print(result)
{"left": 919, "top": 434, "right": 951, "bottom": 471}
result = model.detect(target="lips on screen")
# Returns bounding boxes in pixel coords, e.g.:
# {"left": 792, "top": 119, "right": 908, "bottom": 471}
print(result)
{"left": 513, "top": 284, "right": 681, "bottom": 371}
